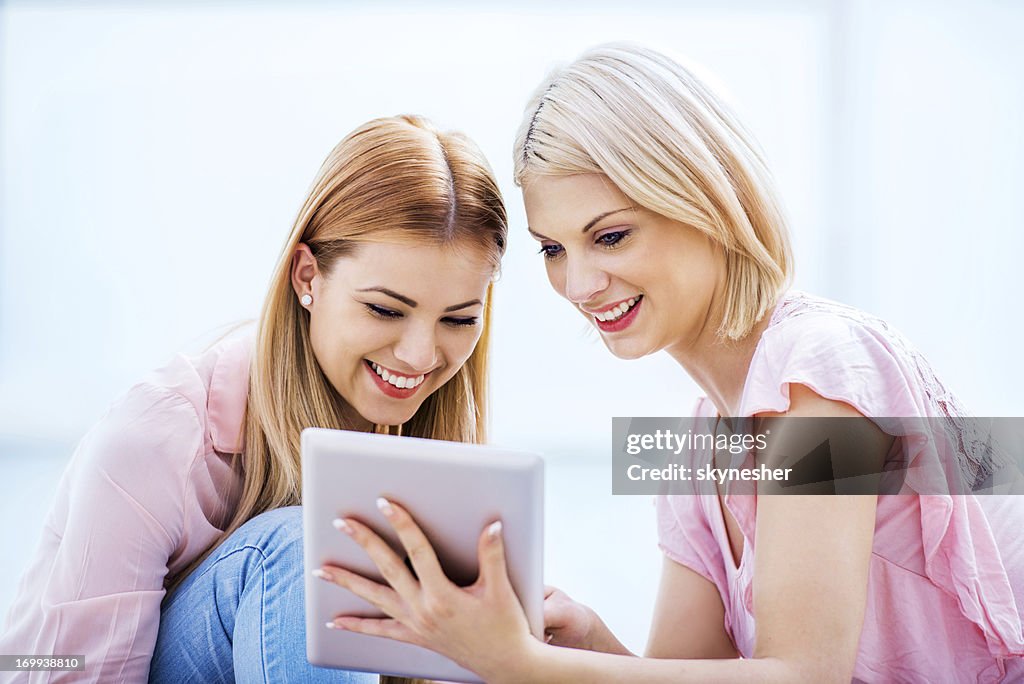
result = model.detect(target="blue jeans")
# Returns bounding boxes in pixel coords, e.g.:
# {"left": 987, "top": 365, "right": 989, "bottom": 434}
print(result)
{"left": 149, "top": 506, "right": 377, "bottom": 683}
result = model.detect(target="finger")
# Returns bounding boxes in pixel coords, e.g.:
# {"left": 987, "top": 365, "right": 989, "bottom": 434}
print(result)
{"left": 317, "top": 565, "right": 406, "bottom": 619}
{"left": 327, "top": 616, "right": 421, "bottom": 646}
{"left": 376, "top": 498, "right": 448, "bottom": 587}
{"left": 477, "top": 520, "right": 514, "bottom": 596}
{"left": 543, "top": 598, "right": 573, "bottom": 629}
{"left": 544, "top": 585, "right": 560, "bottom": 599}
{"left": 332, "top": 518, "right": 419, "bottom": 599}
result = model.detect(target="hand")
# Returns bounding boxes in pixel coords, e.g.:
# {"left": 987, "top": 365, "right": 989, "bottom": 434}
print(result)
{"left": 544, "top": 586, "right": 631, "bottom": 655}
{"left": 315, "top": 498, "right": 539, "bottom": 682}
{"left": 543, "top": 586, "right": 596, "bottom": 649}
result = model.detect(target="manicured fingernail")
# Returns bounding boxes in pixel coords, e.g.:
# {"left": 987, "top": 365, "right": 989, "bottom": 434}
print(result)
{"left": 332, "top": 518, "right": 352, "bottom": 534}
{"left": 325, "top": 620, "right": 340, "bottom": 629}
{"left": 488, "top": 521, "right": 503, "bottom": 538}
{"left": 376, "top": 497, "right": 395, "bottom": 517}
{"left": 312, "top": 568, "right": 333, "bottom": 581}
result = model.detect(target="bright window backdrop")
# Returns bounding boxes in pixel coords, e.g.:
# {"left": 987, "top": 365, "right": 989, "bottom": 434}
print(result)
{"left": 1, "top": 0, "right": 1021, "bottom": 653}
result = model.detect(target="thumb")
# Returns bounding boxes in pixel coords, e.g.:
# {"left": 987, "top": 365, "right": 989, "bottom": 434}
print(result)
{"left": 477, "top": 520, "right": 512, "bottom": 594}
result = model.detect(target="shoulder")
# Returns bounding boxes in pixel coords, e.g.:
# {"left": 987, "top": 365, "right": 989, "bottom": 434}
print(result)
{"left": 76, "top": 325, "right": 254, "bottom": 483}
{"left": 742, "top": 292, "right": 922, "bottom": 416}
{"left": 761, "top": 292, "right": 901, "bottom": 364}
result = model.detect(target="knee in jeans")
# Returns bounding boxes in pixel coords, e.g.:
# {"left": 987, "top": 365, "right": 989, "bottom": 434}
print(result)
{"left": 229, "top": 505, "right": 305, "bottom": 568}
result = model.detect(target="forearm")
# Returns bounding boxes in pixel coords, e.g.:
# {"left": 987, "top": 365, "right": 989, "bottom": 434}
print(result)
{"left": 584, "top": 612, "right": 633, "bottom": 656}
{"left": 495, "top": 640, "right": 821, "bottom": 684}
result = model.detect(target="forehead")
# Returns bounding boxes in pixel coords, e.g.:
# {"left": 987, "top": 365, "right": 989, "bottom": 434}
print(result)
{"left": 329, "top": 240, "right": 493, "bottom": 301}
{"left": 522, "top": 173, "right": 633, "bottom": 236}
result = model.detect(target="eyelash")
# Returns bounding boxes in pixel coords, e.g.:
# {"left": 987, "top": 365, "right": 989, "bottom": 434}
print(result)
{"left": 364, "top": 303, "right": 478, "bottom": 327}
{"left": 538, "top": 229, "right": 632, "bottom": 261}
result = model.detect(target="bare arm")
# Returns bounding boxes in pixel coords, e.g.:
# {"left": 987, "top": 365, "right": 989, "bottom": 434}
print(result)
{"left": 511, "top": 492, "right": 875, "bottom": 683}
{"left": 645, "top": 556, "right": 738, "bottom": 659}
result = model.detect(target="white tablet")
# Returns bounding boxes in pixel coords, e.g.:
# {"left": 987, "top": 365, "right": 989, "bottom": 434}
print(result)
{"left": 301, "top": 428, "right": 545, "bottom": 683}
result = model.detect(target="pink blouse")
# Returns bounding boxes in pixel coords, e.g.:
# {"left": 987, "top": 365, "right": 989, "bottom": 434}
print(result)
{"left": 0, "top": 329, "right": 252, "bottom": 682}
{"left": 656, "top": 292, "right": 1024, "bottom": 682}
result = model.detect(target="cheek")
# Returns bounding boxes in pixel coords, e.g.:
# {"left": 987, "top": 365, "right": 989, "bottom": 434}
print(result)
{"left": 310, "top": 312, "right": 388, "bottom": 372}
{"left": 544, "top": 262, "right": 567, "bottom": 298}
{"left": 442, "top": 329, "right": 483, "bottom": 370}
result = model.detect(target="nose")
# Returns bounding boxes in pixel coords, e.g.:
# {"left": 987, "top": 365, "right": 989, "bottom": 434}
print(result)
{"left": 562, "top": 253, "right": 610, "bottom": 306}
{"left": 392, "top": 322, "right": 439, "bottom": 372}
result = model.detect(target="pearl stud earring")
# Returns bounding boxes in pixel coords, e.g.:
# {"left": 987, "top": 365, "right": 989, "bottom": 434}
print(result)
{"left": 300, "top": 294, "right": 313, "bottom": 306}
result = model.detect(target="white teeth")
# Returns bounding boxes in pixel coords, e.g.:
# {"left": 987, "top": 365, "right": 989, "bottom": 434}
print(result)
{"left": 369, "top": 360, "right": 425, "bottom": 390}
{"left": 594, "top": 296, "right": 641, "bottom": 323}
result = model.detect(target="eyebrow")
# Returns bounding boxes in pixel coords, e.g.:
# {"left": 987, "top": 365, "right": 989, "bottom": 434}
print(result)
{"left": 581, "top": 208, "right": 632, "bottom": 233}
{"left": 358, "top": 287, "right": 481, "bottom": 313}
{"left": 358, "top": 287, "right": 417, "bottom": 307}
{"left": 527, "top": 207, "right": 633, "bottom": 240}
{"left": 444, "top": 299, "right": 482, "bottom": 313}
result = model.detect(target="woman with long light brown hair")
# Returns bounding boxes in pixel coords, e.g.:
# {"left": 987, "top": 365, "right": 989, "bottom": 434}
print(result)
{"left": 0, "top": 114, "right": 507, "bottom": 683}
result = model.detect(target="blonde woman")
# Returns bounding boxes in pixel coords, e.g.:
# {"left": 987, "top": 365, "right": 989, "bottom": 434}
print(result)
{"left": 314, "top": 46, "right": 1024, "bottom": 682}
{"left": 0, "top": 115, "right": 507, "bottom": 683}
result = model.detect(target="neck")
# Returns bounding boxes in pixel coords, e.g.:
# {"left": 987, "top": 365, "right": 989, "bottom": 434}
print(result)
{"left": 666, "top": 303, "right": 775, "bottom": 417}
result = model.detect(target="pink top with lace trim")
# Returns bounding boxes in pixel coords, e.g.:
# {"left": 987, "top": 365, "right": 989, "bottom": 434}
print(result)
{"left": 655, "top": 292, "right": 1024, "bottom": 683}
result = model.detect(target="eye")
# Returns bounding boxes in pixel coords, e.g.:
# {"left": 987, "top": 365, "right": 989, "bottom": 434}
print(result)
{"left": 365, "top": 303, "right": 402, "bottom": 319}
{"left": 538, "top": 243, "right": 564, "bottom": 261}
{"left": 442, "top": 316, "right": 479, "bottom": 328}
{"left": 595, "top": 229, "right": 631, "bottom": 248}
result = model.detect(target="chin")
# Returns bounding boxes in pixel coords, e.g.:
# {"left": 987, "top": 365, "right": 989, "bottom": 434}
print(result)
{"left": 603, "top": 339, "right": 655, "bottom": 361}
{"left": 358, "top": 404, "right": 421, "bottom": 428}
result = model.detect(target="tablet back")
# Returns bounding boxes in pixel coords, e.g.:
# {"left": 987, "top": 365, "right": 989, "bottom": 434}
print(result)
{"left": 302, "top": 428, "right": 544, "bottom": 683}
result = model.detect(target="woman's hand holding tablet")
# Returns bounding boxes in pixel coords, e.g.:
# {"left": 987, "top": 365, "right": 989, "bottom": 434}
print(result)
{"left": 301, "top": 428, "right": 544, "bottom": 683}
{"left": 316, "top": 499, "right": 537, "bottom": 682}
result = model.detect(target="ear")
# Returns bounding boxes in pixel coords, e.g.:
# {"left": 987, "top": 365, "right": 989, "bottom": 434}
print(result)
{"left": 291, "top": 243, "right": 320, "bottom": 301}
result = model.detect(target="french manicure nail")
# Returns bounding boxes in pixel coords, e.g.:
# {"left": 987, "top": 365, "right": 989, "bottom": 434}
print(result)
{"left": 488, "top": 521, "right": 503, "bottom": 538}
{"left": 332, "top": 518, "right": 353, "bottom": 534}
{"left": 312, "top": 568, "right": 333, "bottom": 581}
{"left": 376, "top": 497, "right": 395, "bottom": 517}
{"left": 325, "top": 620, "right": 338, "bottom": 629}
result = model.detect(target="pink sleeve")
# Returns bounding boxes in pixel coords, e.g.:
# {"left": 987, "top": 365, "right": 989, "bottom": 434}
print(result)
{"left": 0, "top": 383, "right": 202, "bottom": 683}
{"left": 654, "top": 495, "right": 720, "bottom": 586}
{"left": 741, "top": 312, "right": 918, "bottom": 417}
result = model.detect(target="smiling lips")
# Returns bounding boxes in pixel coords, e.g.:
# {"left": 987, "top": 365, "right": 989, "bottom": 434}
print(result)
{"left": 591, "top": 295, "right": 643, "bottom": 333}
{"left": 364, "top": 360, "right": 428, "bottom": 399}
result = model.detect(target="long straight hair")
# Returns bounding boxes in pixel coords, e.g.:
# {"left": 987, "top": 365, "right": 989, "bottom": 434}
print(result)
{"left": 168, "top": 115, "right": 506, "bottom": 597}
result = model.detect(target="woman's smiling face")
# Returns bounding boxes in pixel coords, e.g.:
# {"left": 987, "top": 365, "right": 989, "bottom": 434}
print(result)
{"left": 522, "top": 173, "right": 725, "bottom": 360}
{"left": 293, "top": 240, "right": 493, "bottom": 427}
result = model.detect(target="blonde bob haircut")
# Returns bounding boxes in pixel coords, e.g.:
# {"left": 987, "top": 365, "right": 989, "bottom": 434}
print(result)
{"left": 170, "top": 115, "right": 507, "bottom": 596}
{"left": 513, "top": 43, "right": 792, "bottom": 340}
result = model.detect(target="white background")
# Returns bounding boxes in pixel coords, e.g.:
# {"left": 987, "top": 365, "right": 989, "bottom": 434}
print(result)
{"left": 1, "top": 0, "right": 1022, "bottom": 655}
